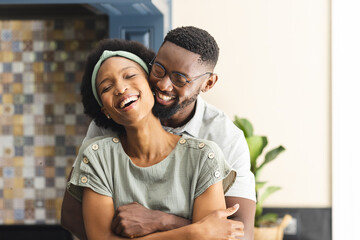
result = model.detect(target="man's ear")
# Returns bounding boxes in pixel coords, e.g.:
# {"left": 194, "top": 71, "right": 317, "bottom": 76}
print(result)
{"left": 201, "top": 73, "right": 218, "bottom": 93}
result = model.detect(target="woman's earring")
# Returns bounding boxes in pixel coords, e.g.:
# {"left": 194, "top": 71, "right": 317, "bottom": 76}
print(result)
{"left": 107, "top": 114, "right": 111, "bottom": 119}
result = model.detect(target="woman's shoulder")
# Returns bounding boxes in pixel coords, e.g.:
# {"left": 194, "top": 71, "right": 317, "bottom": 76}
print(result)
{"left": 81, "top": 135, "right": 121, "bottom": 154}
{"left": 180, "top": 135, "right": 221, "bottom": 150}
{"left": 178, "top": 135, "right": 224, "bottom": 159}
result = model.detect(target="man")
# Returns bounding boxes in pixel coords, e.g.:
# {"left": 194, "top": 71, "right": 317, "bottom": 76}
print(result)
{"left": 61, "top": 26, "right": 256, "bottom": 240}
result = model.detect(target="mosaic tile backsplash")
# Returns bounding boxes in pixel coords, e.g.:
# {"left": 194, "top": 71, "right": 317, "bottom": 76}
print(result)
{"left": 0, "top": 18, "right": 108, "bottom": 224}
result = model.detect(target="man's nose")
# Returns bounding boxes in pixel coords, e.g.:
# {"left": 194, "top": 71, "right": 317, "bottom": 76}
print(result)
{"left": 154, "top": 74, "right": 173, "bottom": 92}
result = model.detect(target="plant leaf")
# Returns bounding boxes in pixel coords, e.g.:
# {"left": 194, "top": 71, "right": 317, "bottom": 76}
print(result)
{"left": 258, "top": 145, "right": 286, "bottom": 172}
{"left": 256, "top": 181, "right": 267, "bottom": 191}
{"left": 246, "top": 136, "right": 268, "bottom": 172}
{"left": 255, "top": 202, "right": 263, "bottom": 218}
{"left": 258, "top": 186, "right": 281, "bottom": 205}
{"left": 233, "top": 116, "right": 253, "bottom": 138}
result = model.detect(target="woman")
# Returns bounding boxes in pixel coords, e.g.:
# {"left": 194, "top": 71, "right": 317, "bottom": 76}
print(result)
{"left": 67, "top": 39, "right": 242, "bottom": 240}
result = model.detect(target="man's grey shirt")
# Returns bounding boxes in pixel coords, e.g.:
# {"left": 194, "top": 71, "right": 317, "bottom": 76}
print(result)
{"left": 83, "top": 96, "right": 256, "bottom": 201}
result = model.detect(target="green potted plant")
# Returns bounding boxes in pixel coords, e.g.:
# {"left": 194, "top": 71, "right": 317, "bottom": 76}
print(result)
{"left": 234, "top": 116, "right": 291, "bottom": 240}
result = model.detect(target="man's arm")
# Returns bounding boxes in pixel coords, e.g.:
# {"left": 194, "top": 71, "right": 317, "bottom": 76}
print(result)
{"left": 111, "top": 202, "right": 191, "bottom": 237}
{"left": 112, "top": 197, "right": 254, "bottom": 239}
{"left": 61, "top": 168, "right": 88, "bottom": 240}
{"left": 226, "top": 196, "right": 255, "bottom": 240}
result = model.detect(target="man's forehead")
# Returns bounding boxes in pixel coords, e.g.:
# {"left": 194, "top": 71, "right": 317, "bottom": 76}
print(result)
{"left": 158, "top": 41, "right": 200, "bottom": 59}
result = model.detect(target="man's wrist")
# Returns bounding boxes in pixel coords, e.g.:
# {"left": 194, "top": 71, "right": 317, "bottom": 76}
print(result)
{"left": 157, "top": 210, "right": 173, "bottom": 231}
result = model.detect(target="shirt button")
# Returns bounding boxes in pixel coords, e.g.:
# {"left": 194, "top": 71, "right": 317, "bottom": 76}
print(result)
{"left": 81, "top": 176, "right": 88, "bottom": 183}
{"left": 112, "top": 137, "right": 119, "bottom": 143}
{"left": 214, "top": 171, "right": 221, "bottom": 178}
{"left": 92, "top": 144, "right": 99, "bottom": 151}
{"left": 179, "top": 139, "right": 186, "bottom": 144}
{"left": 82, "top": 157, "right": 89, "bottom": 164}
{"left": 198, "top": 143, "right": 205, "bottom": 149}
{"left": 208, "top": 152, "right": 215, "bottom": 159}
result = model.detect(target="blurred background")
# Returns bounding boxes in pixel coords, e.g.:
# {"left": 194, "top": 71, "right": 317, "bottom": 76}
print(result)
{"left": 0, "top": 0, "right": 359, "bottom": 240}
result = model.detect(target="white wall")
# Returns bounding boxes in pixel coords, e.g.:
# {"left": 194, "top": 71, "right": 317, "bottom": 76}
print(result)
{"left": 172, "top": 0, "right": 331, "bottom": 207}
{"left": 332, "top": 0, "right": 360, "bottom": 239}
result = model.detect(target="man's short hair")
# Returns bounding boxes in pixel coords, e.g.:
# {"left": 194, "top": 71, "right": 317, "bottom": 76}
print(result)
{"left": 164, "top": 26, "right": 219, "bottom": 68}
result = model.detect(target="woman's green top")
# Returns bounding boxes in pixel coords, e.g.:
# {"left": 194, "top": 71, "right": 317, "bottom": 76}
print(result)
{"left": 68, "top": 135, "right": 236, "bottom": 220}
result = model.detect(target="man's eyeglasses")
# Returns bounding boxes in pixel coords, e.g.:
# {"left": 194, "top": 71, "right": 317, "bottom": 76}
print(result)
{"left": 149, "top": 58, "right": 212, "bottom": 87}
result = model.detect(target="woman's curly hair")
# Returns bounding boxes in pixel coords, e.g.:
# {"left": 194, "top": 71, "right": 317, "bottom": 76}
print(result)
{"left": 80, "top": 39, "right": 155, "bottom": 134}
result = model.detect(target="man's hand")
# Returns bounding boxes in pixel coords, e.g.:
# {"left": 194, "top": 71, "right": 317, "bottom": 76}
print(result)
{"left": 191, "top": 204, "right": 244, "bottom": 240}
{"left": 111, "top": 202, "right": 159, "bottom": 237}
{"left": 111, "top": 202, "right": 190, "bottom": 238}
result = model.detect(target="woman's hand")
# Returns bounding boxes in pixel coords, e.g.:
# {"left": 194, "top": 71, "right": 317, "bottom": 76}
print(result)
{"left": 191, "top": 204, "right": 244, "bottom": 240}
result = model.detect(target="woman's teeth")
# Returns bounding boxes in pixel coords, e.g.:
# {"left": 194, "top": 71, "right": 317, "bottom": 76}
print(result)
{"left": 120, "top": 96, "right": 138, "bottom": 108}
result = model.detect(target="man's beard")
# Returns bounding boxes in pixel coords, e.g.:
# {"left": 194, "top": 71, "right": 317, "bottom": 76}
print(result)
{"left": 152, "top": 88, "right": 201, "bottom": 120}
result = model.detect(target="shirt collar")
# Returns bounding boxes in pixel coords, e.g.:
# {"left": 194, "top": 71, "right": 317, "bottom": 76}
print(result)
{"left": 162, "top": 96, "right": 205, "bottom": 137}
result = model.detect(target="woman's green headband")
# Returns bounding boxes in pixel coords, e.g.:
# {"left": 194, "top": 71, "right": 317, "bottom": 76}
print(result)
{"left": 91, "top": 50, "right": 149, "bottom": 107}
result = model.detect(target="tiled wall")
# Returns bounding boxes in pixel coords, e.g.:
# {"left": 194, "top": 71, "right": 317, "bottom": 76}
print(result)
{"left": 0, "top": 17, "right": 108, "bottom": 224}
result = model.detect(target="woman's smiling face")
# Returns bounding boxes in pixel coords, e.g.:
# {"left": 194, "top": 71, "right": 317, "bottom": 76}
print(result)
{"left": 96, "top": 56, "right": 154, "bottom": 126}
